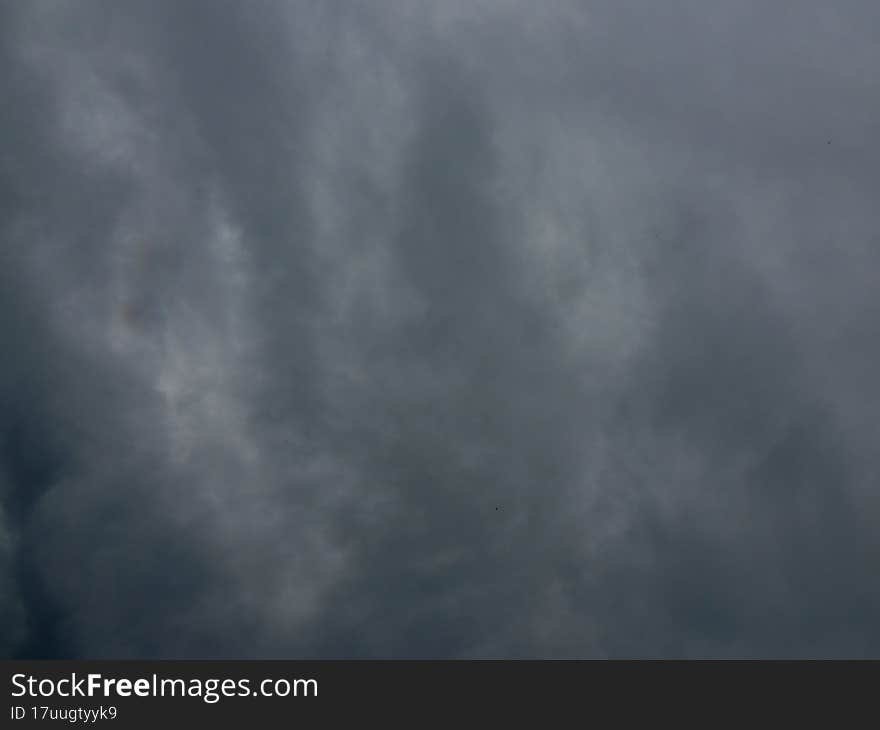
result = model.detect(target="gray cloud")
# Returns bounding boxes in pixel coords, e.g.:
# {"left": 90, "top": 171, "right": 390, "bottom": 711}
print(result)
{"left": 2, "top": 0, "right": 879, "bottom": 658}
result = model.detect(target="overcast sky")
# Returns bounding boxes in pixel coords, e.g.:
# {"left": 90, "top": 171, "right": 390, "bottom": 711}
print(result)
{"left": 2, "top": 0, "right": 880, "bottom": 658}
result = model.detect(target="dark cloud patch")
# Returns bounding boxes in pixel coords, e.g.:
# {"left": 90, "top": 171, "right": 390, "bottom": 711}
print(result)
{"left": 0, "top": 303, "right": 75, "bottom": 659}
{"left": 288, "top": 61, "right": 576, "bottom": 657}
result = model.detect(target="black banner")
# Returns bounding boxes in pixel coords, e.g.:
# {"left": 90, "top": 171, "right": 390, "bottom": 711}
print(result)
{"left": 2, "top": 661, "right": 876, "bottom": 726}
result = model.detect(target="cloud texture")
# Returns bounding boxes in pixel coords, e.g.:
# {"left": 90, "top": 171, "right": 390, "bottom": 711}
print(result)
{"left": 2, "top": 0, "right": 880, "bottom": 658}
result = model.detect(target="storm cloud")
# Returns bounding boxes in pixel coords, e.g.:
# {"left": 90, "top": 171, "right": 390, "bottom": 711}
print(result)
{"left": 2, "top": 0, "right": 879, "bottom": 658}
